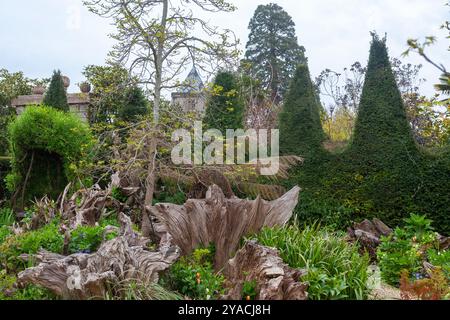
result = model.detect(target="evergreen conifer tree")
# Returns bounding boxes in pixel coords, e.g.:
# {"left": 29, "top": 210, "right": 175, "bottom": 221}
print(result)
{"left": 350, "top": 34, "right": 418, "bottom": 165}
{"left": 245, "top": 3, "right": 306, "bottom": 101}
{"left": 204, "top": 71, "right": 244, "bottom": 133}
{"left": 43, "top": 70, "right": 69, "bottom": 112}
{"left": 279, "top": 64, "right": 325, "bottom": 156}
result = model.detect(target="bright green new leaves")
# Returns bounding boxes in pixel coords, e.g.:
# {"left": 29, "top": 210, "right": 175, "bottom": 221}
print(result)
{"left": 7, "top": 106, "right": 94, "bottom": 205}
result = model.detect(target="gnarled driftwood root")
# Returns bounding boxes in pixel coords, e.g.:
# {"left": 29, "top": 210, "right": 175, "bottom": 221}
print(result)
{"left": 149, "top": 185, "right": 300, "bottom": 269}
{"left": 17, "top": 213, "right": 180, "bottom": 300}
{"left": 222, "top": 240, "right": 308, "bottom": 300}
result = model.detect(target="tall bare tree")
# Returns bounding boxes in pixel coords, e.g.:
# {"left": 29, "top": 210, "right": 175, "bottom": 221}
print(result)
{"left": 83, "top": 0, "right": 239, "bottom": 235}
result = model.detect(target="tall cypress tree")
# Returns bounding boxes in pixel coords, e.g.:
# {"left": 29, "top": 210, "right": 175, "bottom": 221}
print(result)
{"left": 204, "top": 71, "right": 244, "bottom": 133}
{"left": 350, "top": 34, "right": 418, "bottom": 166}
{"left": 279, "top": 64, "right": 325, "bottom": 156}
{"left": 43, "top": 70, "right": 69, "bottom": 112}
{"left": 245, "top": 3, "right": 306, "bottom": 101}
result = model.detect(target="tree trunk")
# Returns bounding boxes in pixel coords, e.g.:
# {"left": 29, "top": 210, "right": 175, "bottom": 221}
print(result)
{"left": 141, "top": 0, "right": 168, "bottom": 237}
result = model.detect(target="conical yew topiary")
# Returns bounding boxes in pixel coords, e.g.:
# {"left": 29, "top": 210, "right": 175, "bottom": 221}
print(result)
{"left": 349, "top": 34, "right": 418, "bottom": 166}
{"left": 279, "top": 64, "right": 325, "bottom": 157}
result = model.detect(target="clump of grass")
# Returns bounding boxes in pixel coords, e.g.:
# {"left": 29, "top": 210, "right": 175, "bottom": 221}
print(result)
{"left": 104, "top": 279, "right": 183, "bottom": 300}
{"left": 0, "top": 208, "right": 15, "bottom": 227}
{"left": 254, "top": 223, "right": 370, "bottom": 300}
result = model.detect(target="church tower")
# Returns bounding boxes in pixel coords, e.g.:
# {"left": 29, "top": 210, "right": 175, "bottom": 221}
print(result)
{"left": 171, "top": 65, "right": 206, "bottom": 114}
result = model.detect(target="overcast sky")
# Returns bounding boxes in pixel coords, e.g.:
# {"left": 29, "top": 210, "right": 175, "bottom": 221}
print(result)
{"left": 0, "top": 0, "right": 448, "bottom": 103}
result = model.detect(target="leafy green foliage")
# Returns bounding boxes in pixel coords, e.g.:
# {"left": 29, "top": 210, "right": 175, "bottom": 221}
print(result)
{"left": 0, "top": 270, "right": 56, "bottom": 300}
{"left": 293, "top": 193, "right": 355, "bottom": 230}
{"left": 153, "top": 191, "right": 186, "bottom": 206}
{"left": 162, "top": 246, "right": 225, "bottom": 300}
{"left": 0, "top": 207, "right": 15, "bottom": 227}
{"left": 0, "top": 226, "right": 12, "bottom": 243}
{"left": 241, "top": 279, "right": 258, "bottom": 300}
{"left": 42, "top": 70, "right": 69, "bottom": 112}
{"left": 69, "top": 225, "right": 107, "bottom": 254}
{"left": 204, "top": 71, "right": 245, "bottom": 133}
{"left": 0, "top": 219, "right": 64, "bottom": 272}
{"left": 118, "top": 86, "right": 149, "bottom": 122}
{"left": 245, "top": 3, "right": 306, "bottom": 99}
{"left": 255, "top": 225, "right": 370, "bottom": 300}
{"left": 350, "top": 35, "right": 417, "bottom": 165}
{"left": 99, "top": 213, "right": 120, "bottom": 228}
{"left": 377, "top": 214, "right": 448, "bottom": 286}
{"left": 111, "top": 186, "right": 128, "bottom": 203}
{"left": 7, "top": 106, "right": 94, "bottom": 206}
{"left": 279, "top": 64, "right": 326, "bottom": 156}
{"left": 83, "top": 65, "right": 147, "bottom": 124}
{"left": 377, "top": 228, "right": 423, "bottom": 286}
{"left": 428, "top": 249, "right": 450, "bottom": 279}
{"left": 0, "top": 69, "right": 32, "bottom": 107}
{"left": 0, "top": 69, "right": 40, "bottom": 200}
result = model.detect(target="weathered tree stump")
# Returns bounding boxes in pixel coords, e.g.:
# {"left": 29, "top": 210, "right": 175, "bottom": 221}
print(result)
{"left": 222, "top": 240, "right": 308, "bottom": 300}
{"left": 149, "top": 185, "right": 301, "bottom": 269}
{"left": 17, "top": 213, "right": 180, "bottom": 300}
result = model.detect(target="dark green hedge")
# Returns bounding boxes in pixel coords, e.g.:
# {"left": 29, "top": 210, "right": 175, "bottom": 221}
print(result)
{"left": 282, "top": 36, "right": 450, "bottom": 234}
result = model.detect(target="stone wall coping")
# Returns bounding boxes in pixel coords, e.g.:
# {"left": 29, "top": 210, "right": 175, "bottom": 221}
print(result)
{"left": 11, "top": 93, "right": 90, "bottom": 107}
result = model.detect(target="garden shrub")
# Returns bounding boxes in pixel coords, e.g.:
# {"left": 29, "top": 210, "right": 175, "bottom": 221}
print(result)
{"left": 161, "top": 245, "right": 225, "bottom": 300}
{"left": 117, "top": 86, "right": 149, "bottom": 122}
{"left": 377, "top": 213, "right": 449, "bottom": 286}
{"left": 400, "top": 268, "right": 449, "bottom": 300}
{"left": 0, "top": 107, "right": 15, "bottom": 201}
{"left": 255, "top": 225, "right": 370, "bottom": 300}
{"left": 0, "top": 219, "right": 64, "bottom": 272}
{"left": 7, "top": 106, "right": 94, "bottom": 207}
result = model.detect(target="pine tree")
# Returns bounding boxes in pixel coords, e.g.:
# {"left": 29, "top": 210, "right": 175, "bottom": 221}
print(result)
{"left": 279, "top": 64, "right": 325, "bottom": 156}
{"left": 245, "top": 3, "right": 306, "bottom": 101}
{"left": 204, "top": 71, "right": 244, "bottom": 133}
{"left": 43, "top": 70, "right": 69, "bottom": 112}
{"left": 349, "top": 34, "right": 418, "bottom": 165}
